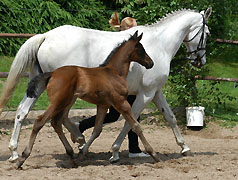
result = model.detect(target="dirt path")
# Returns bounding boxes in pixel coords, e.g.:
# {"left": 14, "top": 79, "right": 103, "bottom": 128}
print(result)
{"left": 0, "top": 109, "right": 238, "bottom": 180}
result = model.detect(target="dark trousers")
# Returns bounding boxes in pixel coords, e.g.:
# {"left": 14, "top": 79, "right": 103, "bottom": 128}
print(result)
{"left": 78, "top": 95, "right": 141, "bottom": 153}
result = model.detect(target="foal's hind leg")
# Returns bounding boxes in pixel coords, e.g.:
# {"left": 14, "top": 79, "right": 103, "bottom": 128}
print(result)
{"left": 114, "top": 101, "right": 159, "bottom": 162}
{"left": 152, "top": 90, "right": 190, "bottom": 154}
{"left": 17, "top": 109, "right": 52, "bottom": 169}
{"left": 51, "top": 115, "right": 78, "bottom": 167}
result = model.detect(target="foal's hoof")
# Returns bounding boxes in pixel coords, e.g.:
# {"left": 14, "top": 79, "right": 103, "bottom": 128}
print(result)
{"left": 150, "top": 152, "right": 160, "bottom": 162}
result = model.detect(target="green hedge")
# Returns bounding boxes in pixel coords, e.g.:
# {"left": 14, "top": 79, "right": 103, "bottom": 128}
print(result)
{"left": 0, "top": 0, "right": 110, "bottom": 56}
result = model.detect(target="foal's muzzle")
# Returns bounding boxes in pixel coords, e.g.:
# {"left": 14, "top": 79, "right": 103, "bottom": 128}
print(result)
{"left": 145, "top": 60, "right": 154, "bottom": 69}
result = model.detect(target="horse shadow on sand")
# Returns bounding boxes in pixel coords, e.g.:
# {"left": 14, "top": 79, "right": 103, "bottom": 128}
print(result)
{"left": 0, "top": 150, "right": 217, "bottom": 170}
{"left": 50, "top": 150, "right": 218, "bottom": 168}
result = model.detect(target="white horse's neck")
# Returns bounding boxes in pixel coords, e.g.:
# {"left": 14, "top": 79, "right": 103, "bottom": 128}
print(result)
{"left": 141, "top": 10, "right": 202, "bottom": 62}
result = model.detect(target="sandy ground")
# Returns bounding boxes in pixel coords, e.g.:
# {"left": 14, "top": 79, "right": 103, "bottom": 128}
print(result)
{"left": 0, "top": 109, "right": 238, "bottom": 180}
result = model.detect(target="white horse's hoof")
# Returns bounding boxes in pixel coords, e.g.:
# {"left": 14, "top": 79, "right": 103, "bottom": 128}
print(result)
{"left": 78, "top": 144, "right": 85, "bottom": 151}
{"left": 109, "top": 155, "right": 120, "bottom": 163}
{"left": 181, "top": 147, "right": 191, "bottom": 156}
{"left": 8, "top": 155, "right": 19, "bottom": 163}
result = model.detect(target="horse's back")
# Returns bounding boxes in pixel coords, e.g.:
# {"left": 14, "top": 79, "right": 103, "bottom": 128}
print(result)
{"left": 37, "top": 25, "right": 138, "bottom": 72}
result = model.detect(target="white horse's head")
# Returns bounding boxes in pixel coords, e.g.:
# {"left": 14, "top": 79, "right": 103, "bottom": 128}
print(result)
{"left": 184, "top": 8, "right": 212, "bottom": 68}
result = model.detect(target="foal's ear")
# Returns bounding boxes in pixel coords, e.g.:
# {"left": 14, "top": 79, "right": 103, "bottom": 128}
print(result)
{"left": 132, "top": 30, "right": 138, "bottom": 39}
{"left": 137, "top": 33, "right": 143, "bottom": 42}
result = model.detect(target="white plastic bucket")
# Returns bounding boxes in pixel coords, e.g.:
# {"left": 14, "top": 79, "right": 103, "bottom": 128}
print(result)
{"left": 186, "top": 106, "right": 205, "bottom": 127}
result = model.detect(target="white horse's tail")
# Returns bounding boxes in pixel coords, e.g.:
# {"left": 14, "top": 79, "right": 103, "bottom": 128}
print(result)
{"left": 0, "top": 34, "right": 45, "bottom": 116}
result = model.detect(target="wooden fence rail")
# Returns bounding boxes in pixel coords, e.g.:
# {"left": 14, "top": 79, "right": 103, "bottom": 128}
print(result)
{"left": 0, "top": 72, "right": 29, "bottom": 78}
{"left": 215, "top": 38, "right": 238, "bottom": 45}
{"left": 195, "top": 75, "right": 238, "bottom": 82}
{"left": 0, "top": 33, "right": 36, "bottom": 38}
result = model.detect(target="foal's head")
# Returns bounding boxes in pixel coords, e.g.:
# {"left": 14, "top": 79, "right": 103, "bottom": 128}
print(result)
{"left": 128, "top": 31, "right": 154, "bottom": 69}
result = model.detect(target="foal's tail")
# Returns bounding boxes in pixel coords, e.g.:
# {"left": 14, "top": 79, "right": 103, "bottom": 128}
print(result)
{"left": 0, "top": 34, "right": 45, "bottom": 116}
{"left": 26, "top": 73, "right": 52, "bottom": 99}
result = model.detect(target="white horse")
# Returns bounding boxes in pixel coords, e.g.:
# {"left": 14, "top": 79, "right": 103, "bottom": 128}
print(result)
{"left": 0, "top": 8, "right": 212, "bottom": 163}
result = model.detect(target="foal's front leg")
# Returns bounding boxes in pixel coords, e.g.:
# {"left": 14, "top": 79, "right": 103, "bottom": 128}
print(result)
{"left": 113, "top": 100, "right": 159, "bottom": 162}
{"left": 109, "top": 91, "right": 155, "bottom": 163}
{"left": 81, "top": 106, "right": 108, "bottom": 156}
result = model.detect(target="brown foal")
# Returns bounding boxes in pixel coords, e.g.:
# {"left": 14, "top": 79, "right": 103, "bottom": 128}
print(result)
{"left": 17, "top": 31, "right": 159, "bottom": 168}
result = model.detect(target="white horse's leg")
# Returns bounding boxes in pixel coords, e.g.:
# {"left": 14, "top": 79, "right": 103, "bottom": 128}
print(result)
{"left": 109, "top": 91, "right": 155, "bottom": 163}
{"left": 152, "top": 90, "right": 190, "bottom": 154}
{"left": 8, "top": 61, "right": 47, "bottom": 162}
{"left": 9, "top": 72, "right": 46, "bottom": 162}
{"left": 8, "top": 95, "right": 38, "bottom": 162}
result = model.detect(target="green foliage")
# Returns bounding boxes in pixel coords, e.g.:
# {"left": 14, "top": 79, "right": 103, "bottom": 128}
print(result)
{"left": 169, "top": 60, "right": 203, "bottom": 107}
{"left": 0, "top": 0, "right": 109, "bottom": 56}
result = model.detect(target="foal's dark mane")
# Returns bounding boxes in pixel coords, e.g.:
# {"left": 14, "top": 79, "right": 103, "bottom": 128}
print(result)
{"left": 99, "top": 34, "right": 136, "bottom": 67}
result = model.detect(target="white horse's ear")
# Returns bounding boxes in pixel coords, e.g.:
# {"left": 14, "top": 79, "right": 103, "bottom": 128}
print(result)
{"left": 204, "top": 7, "right": 212, "bottom": 20}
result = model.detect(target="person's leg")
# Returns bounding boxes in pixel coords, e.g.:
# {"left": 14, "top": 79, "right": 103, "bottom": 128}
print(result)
{"left": 127, "top": 96, "right": 142, "bottom": 153}
{"left": 127, "top": 96, "right": 149, "bottom": 157}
